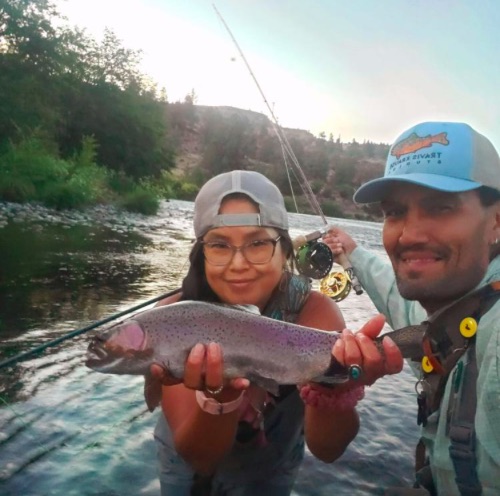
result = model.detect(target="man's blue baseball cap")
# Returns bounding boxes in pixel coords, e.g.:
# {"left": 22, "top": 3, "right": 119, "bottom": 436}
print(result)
{"left": 353, "top": 121, "right": 500, "bottom": 204}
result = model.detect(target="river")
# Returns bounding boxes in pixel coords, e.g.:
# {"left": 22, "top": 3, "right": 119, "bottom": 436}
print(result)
{"left": 0, "top": 200, "right": 420, "bottom": 495}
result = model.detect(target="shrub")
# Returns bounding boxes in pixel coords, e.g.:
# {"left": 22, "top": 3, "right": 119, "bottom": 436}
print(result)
{"left": 178, "top": 182, "right": 198, "bottom": 200}
{"left": 42, "top": 182, "right": 90, "bottom": 210}
{"left": 106, "top": 170, "right": 137, "bottom": 195}
{"left": 72, "top": 136, "right": 99, "bottom": 169}
{"left": 119, "top": 187, "right": 160, "bottom": 215}
{"left": 0, "top": 135, "right": 69, "bottom": 202}
{"left": 321, "top": 199, "right": 344, "bottom": 218}
{"left": 310, "top": 179, "right": 324, "bottom": 195}
{"left": 67, "top": 164, "right": 110, "bottom": 204}
{"left": 0, "top": 175, "right": 36, "bottom": 202}
{"left": 337, "top": 183, "right": 354, "bottom": 200}
{"left": 283, "top": 195, "right": 299, "bottom": 213}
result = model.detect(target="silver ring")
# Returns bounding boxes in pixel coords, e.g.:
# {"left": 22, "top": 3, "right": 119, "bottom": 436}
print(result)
{"left": 205, "top": 384, "right": 224, "bottom": 395}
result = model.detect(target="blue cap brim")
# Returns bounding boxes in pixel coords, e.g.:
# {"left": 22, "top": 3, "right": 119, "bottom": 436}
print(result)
{"left": 353, "top": 173, "right": 482, "bottom": 204}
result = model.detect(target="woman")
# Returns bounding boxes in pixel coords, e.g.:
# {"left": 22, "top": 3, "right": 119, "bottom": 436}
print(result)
{"left": 151, "top": 170, "right": 402, "bottom": 495}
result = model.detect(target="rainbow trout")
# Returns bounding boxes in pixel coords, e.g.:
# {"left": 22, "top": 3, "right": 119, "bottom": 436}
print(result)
{"left": 86, "top": 301, "right": 425, "bottom": 403}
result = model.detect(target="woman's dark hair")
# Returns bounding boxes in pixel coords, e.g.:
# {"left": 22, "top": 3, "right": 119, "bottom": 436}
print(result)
{"left": 180, "top": 228, "right": 294, "bottom": 302}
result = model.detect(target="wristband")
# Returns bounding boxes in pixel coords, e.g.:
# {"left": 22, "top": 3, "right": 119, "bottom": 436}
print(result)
{"left": 195, "top": 390, "right": 245, "bottom": 415}
{"left": 299, "top": 384, "right": 364, "bottom": 411}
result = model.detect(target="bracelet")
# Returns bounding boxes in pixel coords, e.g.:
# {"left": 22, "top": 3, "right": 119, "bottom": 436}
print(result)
{"left": 299, "top": 384, "right": 365, "bottom": 411}
{"left": 195, "top": 390, "right": 245, "bottom": 415}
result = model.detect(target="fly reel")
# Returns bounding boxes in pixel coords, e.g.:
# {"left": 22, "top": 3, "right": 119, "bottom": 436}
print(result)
{"left": 319, "top": 269, "right": 352, "bottom": 302}
{"left": 295, "top": 241, "right": 334, "bottom": 280}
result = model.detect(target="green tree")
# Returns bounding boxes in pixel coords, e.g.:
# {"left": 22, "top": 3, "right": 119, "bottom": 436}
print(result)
{"left": 58, "top": 81, "right": 174, "bottom": 179}
{"left": 1, "top": 0, "right": 176, "bottom": 180}
{"left": 0, "top": 0, "right": 72, "bottom": 140}
{"left": 200, "top": 109, "right": 254, "bottom": 174}
{"left": 184, "top": 89, "right": 198, "bottom": 105}
{"left": 306, "top": 138, "right": 329, "bottom": 179}
{"left": 0, "top": 0, "right": 63, "bottom": 71}
{"left": 335, "top": 156, "right": 357, "bottom": 186}
{"left": 77, "top": 28, "right": 143, "bottom": 89}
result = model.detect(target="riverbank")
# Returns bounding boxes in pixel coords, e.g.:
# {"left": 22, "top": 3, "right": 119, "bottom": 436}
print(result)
{"left": 0, "top": 200, "right": 148, "bottom": 229}
{"left": 0, "top": 200, "right": 176, "bottom": 236}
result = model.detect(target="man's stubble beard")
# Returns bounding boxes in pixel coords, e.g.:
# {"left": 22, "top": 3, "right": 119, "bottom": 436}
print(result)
{"left": 395, "top": 267, "right": 485, "bottom": 313}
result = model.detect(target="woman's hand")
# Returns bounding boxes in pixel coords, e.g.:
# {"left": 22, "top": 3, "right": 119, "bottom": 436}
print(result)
{"left": 180, "top": 342, "right": 249, "bottom": 394}
{"left": 332, "top": 314, "right": 404, "bottom": 386}
{"left": 146, "top": 342, "right": 249, "bottom": 411}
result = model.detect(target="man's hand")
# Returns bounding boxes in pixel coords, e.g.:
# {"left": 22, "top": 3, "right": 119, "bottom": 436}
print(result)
{"left": 332, "top": 314, "right": 404, "bottom": 386}
{"left": 323, "top": 228, "right": 358, "bottom": 257}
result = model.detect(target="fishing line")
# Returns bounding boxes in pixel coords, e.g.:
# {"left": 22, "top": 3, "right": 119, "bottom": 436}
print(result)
{"left": 0, "top": 287, "right": 181, "bottom": 370}
{"left": 213, "top": 4, "right": 364, "bottom": 295}
{"left": 213, "top": 4, "right": 327, "bottom": 224}
{"left": 280, "top": 140, "right": 299, "bottom": 214}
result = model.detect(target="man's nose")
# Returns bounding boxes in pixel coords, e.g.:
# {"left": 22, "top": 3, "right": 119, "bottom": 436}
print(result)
{"left": 398, "top": 213, "right": 430, "bottom": 245}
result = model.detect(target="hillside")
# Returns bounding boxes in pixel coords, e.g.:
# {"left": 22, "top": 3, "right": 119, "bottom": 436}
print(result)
{"left": 168, "top": 103, "right": 388, "bottom": 220}
{"left": 0, "top": 1, "right": 388, "bottom": 218}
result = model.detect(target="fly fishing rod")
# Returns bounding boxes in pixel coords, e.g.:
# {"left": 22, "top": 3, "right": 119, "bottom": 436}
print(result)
{"left": 213, "top": 4, "right": 363, "bottom": 299}
{"left": 213, "top": 4, "right": 324, "bottom": 222}
{"left": 0, "top": 288, "right": 181, "bottom": 370}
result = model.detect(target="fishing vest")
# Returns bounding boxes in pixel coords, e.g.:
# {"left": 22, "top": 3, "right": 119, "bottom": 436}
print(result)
{"left": 403, "top": 281, "right": 500, "bottom": 496}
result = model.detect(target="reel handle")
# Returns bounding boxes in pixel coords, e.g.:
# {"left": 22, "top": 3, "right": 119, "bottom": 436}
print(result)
{"left": 336, "top": 252, "right": 363, "bottom": 295}
{"left": 292, "top": 230, "right": 364, "bottom": 296}
{"left": 292, "top": 231, "right": 324, "bottom": 250}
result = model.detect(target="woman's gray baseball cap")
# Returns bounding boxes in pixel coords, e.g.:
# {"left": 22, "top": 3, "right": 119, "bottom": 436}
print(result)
{"left": 193, "top": 170, "right": 289, "bottom": 238}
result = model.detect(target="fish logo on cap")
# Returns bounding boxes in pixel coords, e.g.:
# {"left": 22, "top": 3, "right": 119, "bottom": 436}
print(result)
{"left": 391, "top": 132, "right": 449, "bottom": 159}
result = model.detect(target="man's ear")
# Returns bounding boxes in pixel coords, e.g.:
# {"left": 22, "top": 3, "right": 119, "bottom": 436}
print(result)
{"left": 489, "top": 203, "right": 500, "bottom": 259}
{"left": 493, "top": 203, "right": 500, "bottom": 242}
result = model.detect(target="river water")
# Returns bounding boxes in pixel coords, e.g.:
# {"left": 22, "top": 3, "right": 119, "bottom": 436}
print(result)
{"left": 0, "top": 200, "right": 420, "bottom": 495}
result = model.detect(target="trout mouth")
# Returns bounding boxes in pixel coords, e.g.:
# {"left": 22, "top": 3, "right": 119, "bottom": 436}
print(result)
{"left": 86, "top": 335, "right": 109, "bottom": 358}
{"left": 86, "top": 338, "right": 154, "bottom": 373}
{"left": 85, "top": 321, "right": 150, "bottom": 373}
{"left": 86, "top": 335, "right": 121, "bottom": 369}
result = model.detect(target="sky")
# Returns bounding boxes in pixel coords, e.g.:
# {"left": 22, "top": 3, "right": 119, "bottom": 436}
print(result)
{"left": 57, "top": 0, "right": 500, "bottom": 149}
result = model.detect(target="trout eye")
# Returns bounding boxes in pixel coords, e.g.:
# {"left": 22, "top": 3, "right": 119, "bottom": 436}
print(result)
{"left": 92, "top": 334, "right": 107, "bottom": 344}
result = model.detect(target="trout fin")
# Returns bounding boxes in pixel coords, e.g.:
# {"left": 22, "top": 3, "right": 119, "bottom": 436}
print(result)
{"left": 311, "top": 357, "right": 351, "bottom": 385}
{"left": 144, "top": 371, "right": 162, "bottom": 412}
{"left": 310, "top": 374, "right": 350, "bottom": 386}
{"left": 246, "top": 373, "right": 280, "bottom": 396}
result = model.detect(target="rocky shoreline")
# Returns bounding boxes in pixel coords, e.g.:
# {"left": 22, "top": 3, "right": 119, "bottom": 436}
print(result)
{"left": 0, "top": 200, "right": 195, "bottom": 238}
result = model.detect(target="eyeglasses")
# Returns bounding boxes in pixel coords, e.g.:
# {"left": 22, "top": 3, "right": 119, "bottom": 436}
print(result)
{"left": 201, "top": 236, "right": 281, "bottom": 266}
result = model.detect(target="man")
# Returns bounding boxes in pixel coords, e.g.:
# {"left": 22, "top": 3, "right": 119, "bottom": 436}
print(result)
{"left": 325, "top": 121, "right": 500, "bottom": 495}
